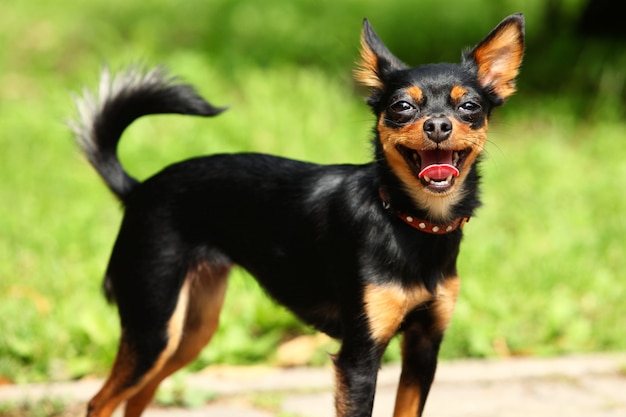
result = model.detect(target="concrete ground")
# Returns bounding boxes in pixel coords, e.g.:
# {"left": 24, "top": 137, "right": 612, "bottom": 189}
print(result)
{"left": 1, "top": 353, "right": 625, "bottom": 416}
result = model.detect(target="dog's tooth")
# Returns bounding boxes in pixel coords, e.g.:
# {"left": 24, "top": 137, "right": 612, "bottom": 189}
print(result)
{"left": 412, "top": 152, "right": 419, "bottom": 161}
{"left": 424, "top": 176, "right": 432, "bottom": 183}
{"left": 452, "top": 151, "right": 459, "bottom": 165}
{"left": 446, "top": 175, "right": 453, "bottom": 183}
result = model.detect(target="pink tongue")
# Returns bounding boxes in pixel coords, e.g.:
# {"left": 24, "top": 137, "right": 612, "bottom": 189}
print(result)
{"left": 417, "top": 150, "right": 460, "bottom": 180}
{"left": 418, "top": 164, "right": 459, "bottom": 180}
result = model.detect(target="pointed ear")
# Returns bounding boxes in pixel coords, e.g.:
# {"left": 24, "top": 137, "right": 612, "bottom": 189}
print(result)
{"left": 465, "top": 13, "right": 525, "bottom": 103}
{"left": 354, "top": 19, "right": 407, "bottom": 89}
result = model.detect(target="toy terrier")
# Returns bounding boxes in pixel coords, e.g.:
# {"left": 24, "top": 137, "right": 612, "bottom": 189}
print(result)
{"left": 71, "top": 13, "right": 524, "bottom": 417}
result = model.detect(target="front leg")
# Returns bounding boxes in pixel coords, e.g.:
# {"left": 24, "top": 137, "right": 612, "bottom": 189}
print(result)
{"left": 333, "top": 282, "right": 406, "bottom": 417}
{"left": 332, "top": 335, "right": 386, "bottom": 417}
{"left": 393, "top": 276, "right": 460, "bottom": 417}
{"left": 331, "top": 280, "right": 433, "bottom": 417}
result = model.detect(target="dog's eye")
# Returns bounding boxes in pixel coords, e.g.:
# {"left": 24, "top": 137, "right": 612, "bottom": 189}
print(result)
{"left": 387, "top": 100, "right": 417, "bottom": 124}
{"left": 457, "top": 101, "right": 481, "bottom": 122}
{"left": 390, "top": 101, "right": 414, "bottom": 113}
{"left": 459, "top": 101, "right": 480, "bottom": 112}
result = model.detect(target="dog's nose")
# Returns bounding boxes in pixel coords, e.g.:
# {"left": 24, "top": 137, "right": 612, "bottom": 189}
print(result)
{"left": 423, "top": 117, "right": 452, "bottom": 143}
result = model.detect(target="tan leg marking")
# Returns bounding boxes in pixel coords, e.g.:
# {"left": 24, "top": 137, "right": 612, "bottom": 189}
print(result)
{"left": 333, "top": 358, "right": 350, "bottom": 417}
{"left": 393, "top": 379, "right": 421, "bottom": 417}
{"left": 432, "top": 275, "right": 460, "bottom": 333}
{"left": 123, "top": 262, "right": 230, "bottom": 417}
{"left": 391, "top": 276, "right": 461, "bottom": 417}
{"left": 87, "top": 278, "right": 190, "bottom": 417}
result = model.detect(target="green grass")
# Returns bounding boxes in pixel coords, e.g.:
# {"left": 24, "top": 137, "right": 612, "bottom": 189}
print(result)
{"left": 2, "top": 0, "right": 625, "bottom": 384}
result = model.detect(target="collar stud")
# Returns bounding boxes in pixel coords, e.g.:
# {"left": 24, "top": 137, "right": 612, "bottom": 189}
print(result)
{"left": 379, "top": 188, "right": 470, "bottom": 234}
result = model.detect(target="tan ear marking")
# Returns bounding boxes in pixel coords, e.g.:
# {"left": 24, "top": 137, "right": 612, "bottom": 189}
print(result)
{"left": 473, "top": 18, "right": 524, "bottom": 100}
{"left": 354, "top": 34, "right": 384, "bottom": 89}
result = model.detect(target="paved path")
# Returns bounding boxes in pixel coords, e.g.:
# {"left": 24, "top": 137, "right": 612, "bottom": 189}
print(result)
{"left": 1, "top": 353, "right": 625, "bottom": 416}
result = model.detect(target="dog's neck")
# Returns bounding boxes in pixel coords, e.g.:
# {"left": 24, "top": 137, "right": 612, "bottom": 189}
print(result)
{"left": 378, "top": 188, "right": 470, "bottom": 234}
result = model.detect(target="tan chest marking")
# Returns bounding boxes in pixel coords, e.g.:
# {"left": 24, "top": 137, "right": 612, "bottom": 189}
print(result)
{"left": 363, "top": 283, "right": 431, "bottom": 344}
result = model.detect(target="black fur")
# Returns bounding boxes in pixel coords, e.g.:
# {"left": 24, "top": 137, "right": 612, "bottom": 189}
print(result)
{"left": 73, "top": 14, "right": 524, "bottom": 417}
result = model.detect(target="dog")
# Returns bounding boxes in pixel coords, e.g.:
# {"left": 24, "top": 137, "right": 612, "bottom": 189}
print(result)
{"left": 71, "top": 13, "right": 524, "bottom": 417}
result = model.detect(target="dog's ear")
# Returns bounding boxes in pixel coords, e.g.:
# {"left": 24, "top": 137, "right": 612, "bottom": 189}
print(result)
{"left": 354, "top": 19, "right": 407, "bottom": 90}
{"left": 464, "top": 13, "right": 525, "bottom": 104}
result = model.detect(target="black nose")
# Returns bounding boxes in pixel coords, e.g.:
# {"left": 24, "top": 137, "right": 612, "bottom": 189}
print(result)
{"left": 423, "top": 117, "right": 452, "bottom": 143}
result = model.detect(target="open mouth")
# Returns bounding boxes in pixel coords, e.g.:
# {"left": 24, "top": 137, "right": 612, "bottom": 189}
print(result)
{"left": 397, "top": 145, "right": 471, "bottom": 192}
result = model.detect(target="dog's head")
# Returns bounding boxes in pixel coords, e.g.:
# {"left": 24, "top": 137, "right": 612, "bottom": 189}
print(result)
{"left": 356, "top": 14, "right": 524, "bottom": 220}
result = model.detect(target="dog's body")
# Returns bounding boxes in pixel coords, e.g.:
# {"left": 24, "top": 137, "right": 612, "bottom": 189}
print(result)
{"left": 72, "top": 15, "right": 524, "bottom": 417}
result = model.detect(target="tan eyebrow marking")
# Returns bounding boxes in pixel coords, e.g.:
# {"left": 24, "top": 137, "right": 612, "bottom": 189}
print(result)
{"left": 450, "top": 85, "right": 468, "bottom": 102}
{"left": 406, "top": 86, "right": 423, "bottom": 103}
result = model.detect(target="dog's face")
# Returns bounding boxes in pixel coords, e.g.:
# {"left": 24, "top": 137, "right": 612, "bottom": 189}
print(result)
{"left": 356, "top": 15, "right": 524, "bottom": 219}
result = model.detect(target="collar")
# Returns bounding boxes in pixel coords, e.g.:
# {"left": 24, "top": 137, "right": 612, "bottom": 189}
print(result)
{"left": 378, "top": 188, "right": 470, "bottom": 235}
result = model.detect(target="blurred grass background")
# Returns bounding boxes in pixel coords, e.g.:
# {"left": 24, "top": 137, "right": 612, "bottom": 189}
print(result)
{"left": 1, "top": 0, "right": 625, "bottom": 383}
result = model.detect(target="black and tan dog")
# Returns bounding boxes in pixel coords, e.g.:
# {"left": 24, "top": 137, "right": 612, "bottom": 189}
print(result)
{"left": 71, "top": 13, "right": 524, "bottom": 417}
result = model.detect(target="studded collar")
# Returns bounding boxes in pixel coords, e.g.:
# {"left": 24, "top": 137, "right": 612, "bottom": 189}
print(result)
{"left": 378, "top": 188, "right": 470, "bottom": 235}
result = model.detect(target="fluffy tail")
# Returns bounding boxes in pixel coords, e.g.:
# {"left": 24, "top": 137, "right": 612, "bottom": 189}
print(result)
{"left": 70, "top": 65, "right": 226, "bottom": 202}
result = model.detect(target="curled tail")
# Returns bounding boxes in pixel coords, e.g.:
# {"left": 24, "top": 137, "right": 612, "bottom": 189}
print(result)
{"left": 70, "top": 65, "right": 226, "bottom": 202}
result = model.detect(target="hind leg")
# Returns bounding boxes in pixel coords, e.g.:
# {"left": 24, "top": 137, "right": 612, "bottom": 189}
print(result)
{"left": 123, "top": 262, "right": 230, "bottom": 417}
{"left": 86, "top": 273, "right": 191, "bottom": 417}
